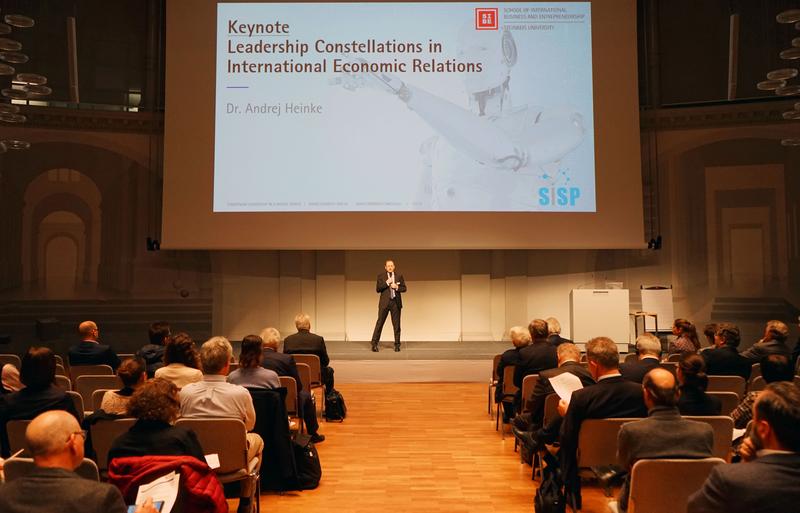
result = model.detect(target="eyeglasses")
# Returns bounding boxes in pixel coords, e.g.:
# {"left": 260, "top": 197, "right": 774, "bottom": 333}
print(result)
{"left": 68, "top": 430, "right": 88, "bottom": 442}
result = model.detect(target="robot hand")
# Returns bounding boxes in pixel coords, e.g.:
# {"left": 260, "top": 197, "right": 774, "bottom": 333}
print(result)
{"left": 328, "top": 55, "right": 411, "bottom": 101}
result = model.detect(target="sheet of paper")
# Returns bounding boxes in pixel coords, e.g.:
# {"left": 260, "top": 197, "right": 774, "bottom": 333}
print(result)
{"left": 732, "top": 428, "right": 747, "bottom": 441}
{"left": 205, "top": 453, "right": 220, "bottom": 470}
{"left": 549, "top": 372, "right": 584, "bottom": 405}
{"left": 135, "top": 470, "right": 179, "bottom": 513}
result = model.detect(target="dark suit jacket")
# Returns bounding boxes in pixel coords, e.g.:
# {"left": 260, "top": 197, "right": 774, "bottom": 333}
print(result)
{"left": 620, "top": 356, "right": 662, "bottom": 383}
{"left": 740, "top": 339, "right": 791, "bottom": 362}
{"left": 678, "top": 386, "right": 722, "bottom": 416}
{"left": 547, "top": 334, "right": 573, "bottom": 347}
{"left": 495, "top": 347, "right": 524, "bottom": 403}
{"left": 261, "top": 348, "right": 303, "bottom": 392}
{"left": 68, "top": 340, "right": 121, "bottom": 370}
{"left": 0, "top": 466, "right": 127, "bottom": 513}
{"left": 701, "top": 345, "right": 752, "bottom": 380}
{"left": 283, "top": 330, "right": 330, "bottom": 367}
{"left": 376, "top": 272, "right": 407, "bottom": 309}
{"left": 688, "top": 453, "right": 800, "bottom": 513}
{"left": 525, "top": 361, "right": 595, "bottom": 428}
{"left": 617, "top": 406, "right": 714, "bottom": 510}
{"left": 108, "top": 419, "right": 205, "bottom": 466}
{"left": 513, "top": 340, "right": 558, "bottom": 388}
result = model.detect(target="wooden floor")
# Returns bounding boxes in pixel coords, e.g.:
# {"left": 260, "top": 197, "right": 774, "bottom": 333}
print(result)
{"left": 255, "top": 383, "right": 613, "bottom": 513}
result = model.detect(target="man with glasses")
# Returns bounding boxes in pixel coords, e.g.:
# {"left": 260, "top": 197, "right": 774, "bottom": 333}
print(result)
{"left": 68, "top": 320, "right": 121, "bottom": 371}
{"left": 0, "top": 410, "right": 157, "bottom": 512}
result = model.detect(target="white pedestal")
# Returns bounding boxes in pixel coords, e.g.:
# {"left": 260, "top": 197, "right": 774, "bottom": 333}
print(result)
{"left": 570, "top": 289, "right": 630, "bottom": 352}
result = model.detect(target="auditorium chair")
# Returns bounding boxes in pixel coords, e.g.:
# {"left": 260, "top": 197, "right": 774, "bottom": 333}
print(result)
{"left": 5, "top": 457, "right": 100, "bottom": 481}
{"left": 519, "top": 374, "right": 539, "bottom": 415}
{"left": 496, "top": 365, "right": 518, "bottom": 439}
{"left": 89, "top": 418, "right": 136, "bottom": 473}
{"left": 626, "top": 458, "right": 726, "bottom": 513}
{"left": 75, "top": 375, "right": 123, "bottom": 414}
{"left": 576, "top": 418, "right": 639, "bottom": 496}
{"left": 488, "top": 354, "right": 501, "bottom": 415}
{"left": 91, "top": 388, "right": 118, "bottom": 411}
{"left": 0, "top": 353, "right": 20, "bottom": 369}
{"left": 69, "top": 364, "right": 113, "bottom": 386}
{"left": 706, "top": 391, "right": 740, "bottom": 416}
{"left": 531, "top": 393, "right": 562, "bottom": 480}
{"left": 293, "top": 354, "right": 325, "bottom": 412}
{"left": 685, "top": 416, "right": 734, "bottom": 461}
{"left": 706, "top": 375, "right": 746, "bottom": 399}
{"left": 66, "top": 390, "right": 85, "bottom": 423}
{"left": 279, "top": 375, "right": 303, "bottom": 433}
{"left": 749, "top": 363, "right": 761, "bottom": 383}
{"left": 748, "top": 375, "right": 800, "bottom": 392}
{"left": 5, "top": 419, "right": 31, "bottom": 454}
{"left": 665, "top": 353, "right": 683, "bottom": 363}
{"left": 54, "top": 375, "right": 71, "bottom": 391}
{"left": 55, "top": 363, "right": 67, "bottom": 376}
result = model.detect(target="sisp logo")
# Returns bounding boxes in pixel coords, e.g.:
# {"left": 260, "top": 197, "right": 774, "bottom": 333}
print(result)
{"left": 475, "top": 8, "right": 498, "bottom": 30}
{"left": 539, "top": 187, "right": 581, "bottom": 207}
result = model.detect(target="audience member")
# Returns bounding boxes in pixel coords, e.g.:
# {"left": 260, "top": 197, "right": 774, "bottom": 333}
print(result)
{"left": 283, "top": 313, "right": 335, "bottom": 391}
{"left": 0, "top": 410, "right": 158, "bottom": 513}
{"left": 701, "top": 323, "right": 752, "bottom": 380}
{"left": 677, "top": 353, "right": 722, "bottom": 416}
{"left": 68, "top": 320, "right": 121, "bottom": 370}
{"left": 669, "top": 318, "right": 701, "bottom": 354}
{"left": 701, "top": 323, "right": 717, "bottom": 349}
{"left": 1, "top": 363, "right": 22, "bottom": 393}
{"left": 228, "top": 335, "right": 280, "bottom": 389}
{"left": 0, "top": 347, "right": 80, "bottom": 457}
{"left": 731, "top": 354, "right": 794, "bottom": 429}
{"left": 495, "top": 326, "right": 530, "bottom": 422}
{"left": 557, "top": 337, "right": 647, "bottom": 507}
{"left": 108, "top": 378, "right": 204, "bottom": 463}
{"left": 513, "top": 319, "right": 558, "bottom": 405}
{"left": 136, "top": 321, "right": 170, "bottom": 378}
{"left": 153, "top": 332, "right": 203, "bottom": 388}
{"left": 261, "top": 327, "right": 325, "bottom": 443}
{"left": 545, "top": 317, "right": 572, "bottom": 347}
{"left": 741, "top": 320, "right": 791, "bottom": 363}
{"left": 620, "top": 333, "right": 662, "bottom": 383}
{"left": 511, "top": 342, "right": 594, "bottom": 434}
{"left": 688, "top": 382, "right": 800, "bottom": 513}
{"left": 180, "top": 336, "right": 262, "bottom": 513}
{"left": 100, "top": 358, "right": 147, "bottom": 415}
{"left": 615, "top": 368, "right": 714, "bottom": 512}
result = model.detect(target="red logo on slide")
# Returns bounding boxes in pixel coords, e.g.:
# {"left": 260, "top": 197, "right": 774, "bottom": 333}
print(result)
{"left": 475, "top": 8, "right": 498, "bottom": 30}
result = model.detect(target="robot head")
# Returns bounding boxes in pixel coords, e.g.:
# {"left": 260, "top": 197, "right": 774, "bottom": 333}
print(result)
{"left": 457, "top": 25, "right": 517, "bottom": 115}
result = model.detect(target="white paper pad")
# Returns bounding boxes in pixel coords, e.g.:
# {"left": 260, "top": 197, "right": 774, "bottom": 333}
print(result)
{"left": 135, "top": 470, "right": 179, "bottom": 513}
{"left": 732, "top": 428, "right": 747, "bottom": 441}
{"left": 549, "top": 372, "right": 584, "bottom": 405}
{"left": 205, "top": 453, "right": 220, "bottom": 470}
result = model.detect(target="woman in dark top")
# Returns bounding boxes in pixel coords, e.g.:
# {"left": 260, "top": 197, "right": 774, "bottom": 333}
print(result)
{"left": 108, "top": 378, "right": 204, "bottom": 463}
{"left": 0, "top": 347, "right": 81, "bottom": 456}
{"left": 676, "top": 353, "right": 722, "bottom": 416}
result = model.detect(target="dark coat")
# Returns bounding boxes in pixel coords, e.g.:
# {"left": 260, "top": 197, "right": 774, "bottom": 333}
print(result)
{"left": 620, "top": 357, "right": 662, "bottom": 383}
{"left": 283, "top": 330, "right": 330, "bottom": 367}
{"left": 678, "top": 386, "right": 722, "bottom": 416}
{"left": 740, "top": 338, "right": 791, "bottom": 363}
{"left": 108, "top": 419, "right": 205, "bottom": 465}
{"left": 701, "top": 346, "right": 752, "bottom": 380}
{"left": 525, "top": 361, "right": 596, "bottom": 428}
{"left": 547, "top": 334, "right": 573, "bottom": 347}
{"left": 513, "top": 341, "right": 558, "bottom": 388}
{"left": 248, "top": 387, "right": 296, "bottom": 490}
{"left": 136, "top": 344, "right": 166, "bottom": 377}
{"left": 68, "top": 341, "right": 121, "bottom": 370}
{"left": 261, "top": 349, "right": 303, "bottom": 392}
{"left": 376, "top": 271, "right": 406, "bottom": 309}
{"left": 495, "top": 347, "right": 524, "bottom": 403}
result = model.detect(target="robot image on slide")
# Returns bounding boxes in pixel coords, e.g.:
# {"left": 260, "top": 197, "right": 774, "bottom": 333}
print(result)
{"left": 332, "top": 26, "right": 587, "bottom": 210}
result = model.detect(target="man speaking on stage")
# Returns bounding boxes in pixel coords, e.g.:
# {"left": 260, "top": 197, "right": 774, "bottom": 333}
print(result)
{"left": 371, "top": 259, "right": 407, "bottom": 352}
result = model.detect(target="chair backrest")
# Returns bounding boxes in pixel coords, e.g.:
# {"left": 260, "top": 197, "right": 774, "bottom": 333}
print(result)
{"left": 279, "top": 376, "right": 299, "bottom": 416}
{"left": 54, "top": 354, "right": 65, "bottom": 368}
{"left": 6, "top": 419, "right": 30, "bottom": 454}
{"left": 577, "top": 418, "right": 639, "bottom": 468}
{"left": 520, "top": 374, "right": 539, "bottom": 412}
{"left": 502, "top": 365, "right": 518, "bottom": 396}
{"left": 665, "top": 353, "right": 683, "bottom": 362}
{"left": 685, "top": 416, "right": 734, "bottom": 461}
{"left": 55, "top": 363, "right": 67, "bottom": 376}
{"left": 75, "top": 375, "right": 122, "bottom": 410}
{"left": 491, "top": 354, "right": 502, "bottom": 382}
{"left": 749, "top": 375, "right": 800, "bottom": 392}
{"left": 660, "top": 361, "right": 678, "bottom": 375}
{"left": 292, "top": 354, "right": 323, "bottom": 387}
{"left": 542, "top": 393, "right": 560, "bottom": 426}
{"left": 69, "top": 364, "right": 114, "bottom": 384}
{"left": 627, "top": 458, "right": 726, "bottom": 513}
{"left": 4, "top": 457, "right": 100, "bottom": 481}
{"left": 54, "top": 375, "right": 72, "bottom": 391}
{"left": 0, "top": 353, "right": 21, "bottom": 369}
{"left": 749, "top": 363, "right": 761, "bottom": 382}
{"left": 707, "top": 391, "right": 740, "bottom": 416}
{"left": 91, "top": 388, "right": 119, "bottom": 411}
{"left": 90, "top": 418, "right": 137, "bottom": 471}
{"left": 296, "top": 362, "right": 312, "bottom": 396}
{"left": 706, "top": 375, "right": 746, "bottom": 399}
{"left": 176, "top": 418, "right": 248, "bottom": 474}
{"left": 65, "top": 390, "right": 85, "bottom": 423}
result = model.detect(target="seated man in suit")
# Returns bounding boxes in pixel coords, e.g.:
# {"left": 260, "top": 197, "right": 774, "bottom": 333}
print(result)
{"left": 496, "top": 326, "right": 530, "bottom": 422}
{"left": 0, "top": 410, "right": 158, "bottom": 513}
{"left": 701, "top": 323, "right": 752, "bottom": 381}
{"left": 620, "top": 333, "right": 662, "bottom": 383}
{"left": 136, "top": 321, "right": 170, "bottom": 378}
{"left": 512, "top": 342, "right": 595, "bottom": 434}
{"left": 513, "top": 319, "right": 558, "bottom": 411}
{"left": 557, "top": 336, "right": 648, "bottom": 508}
{"left": 260, "top": 327, "right": 325, "bottom": 443}
{"left": 283, "top": 313, "right": 335, "bottom": 392}
{"left": 688, "top": 382, "right": 800, "bottom": 513}
{"left": 614, "top": 368, "right": 714, "bottom": 512}
{"left": 545, "top": 317, "right": 572, "bottom": 347}
{"left": 741, "top": 320, "right": 791, "bottom": 363}
{"left": 68, "top": 320, "right": 120, "bottom": 371}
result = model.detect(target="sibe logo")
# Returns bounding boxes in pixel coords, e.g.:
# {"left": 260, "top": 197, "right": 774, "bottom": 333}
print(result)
{"left": 539, "top": 187, "right": 581, "bottom": 207}
{"left": 475, "top": 8, "right": 498, "bottom": 30}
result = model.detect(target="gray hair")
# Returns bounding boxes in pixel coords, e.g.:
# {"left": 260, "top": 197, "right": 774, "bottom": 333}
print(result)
{"left": 636, "top": 332, "right": 662, "bottom": 357}
{"left": 545, "top": 317, "right": 561, "bottom": 335}
{"left": 294, "top": 313, "right": 311, "bottom": 331}
{"left": 509, "top": 326, "right": 532, "bottom": 348}
{"left": 200, "top": 336, "right": 233, "bottom": 375}
{"left": 259, "top": 327, "right": 282, "bottom": 350}
{"left": 586, "top": 337, "right": 619, "bottom": 369}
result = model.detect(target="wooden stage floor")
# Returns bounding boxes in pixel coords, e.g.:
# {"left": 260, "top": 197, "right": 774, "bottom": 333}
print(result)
{"left": 251, "top": 382, "right": 614, "bottom": 513}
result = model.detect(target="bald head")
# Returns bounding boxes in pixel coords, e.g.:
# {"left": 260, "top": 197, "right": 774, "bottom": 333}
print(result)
{"left": 642, "top": 368, "right": 678, "bottom": 408}
{"left": 26, "top": 410, "right": 82, "bottom": 461}
{"left": 78, "top": 320, "right": 98, "bottom": 340}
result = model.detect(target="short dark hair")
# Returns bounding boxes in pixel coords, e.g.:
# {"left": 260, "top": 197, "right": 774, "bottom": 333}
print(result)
{"left": 586, "top": 337, "right": 619, "bottom": 369}
{"left": 20, "top": 347, "right": 56, "bottom": 390}
{"left": 163, "top": 332, "right": 200, "bottom": 369}
{"left": 528, "top": 319, "right": 549, "bottom": 340}
{"left": 715, "top": 323, "right": 741, "bottom": 348}
{"left": 679, "top": 353, "right": 709, "bottom": 391}
{"left": 117, "top": 357, "right": 146, "bottom": 388}
{"left": 239, "top": 335, "right": 264, "bottom": 369}
{"left": 761, "top": 354, "right": 793, "bottom": 384}
{"left": 755, "top": 382, "right": 800, "bottom": 452}
{"left": 702, "top": 323, "right": 718, "bottom": 343}
{"left": 148, "top": 321, "right": 171, "bottom": 345}
{"left": 643, "top": 369, "right": 679, "bottom": 407}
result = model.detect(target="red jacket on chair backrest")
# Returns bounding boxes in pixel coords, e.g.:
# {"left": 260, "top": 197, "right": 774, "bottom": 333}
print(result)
{"left": 108, "top": 455, "right": 228, "bottom": 513}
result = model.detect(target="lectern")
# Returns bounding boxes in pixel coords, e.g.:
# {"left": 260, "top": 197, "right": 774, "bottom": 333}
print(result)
{"left": 570, "top": 289, "right": 629, "bottom": 352}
